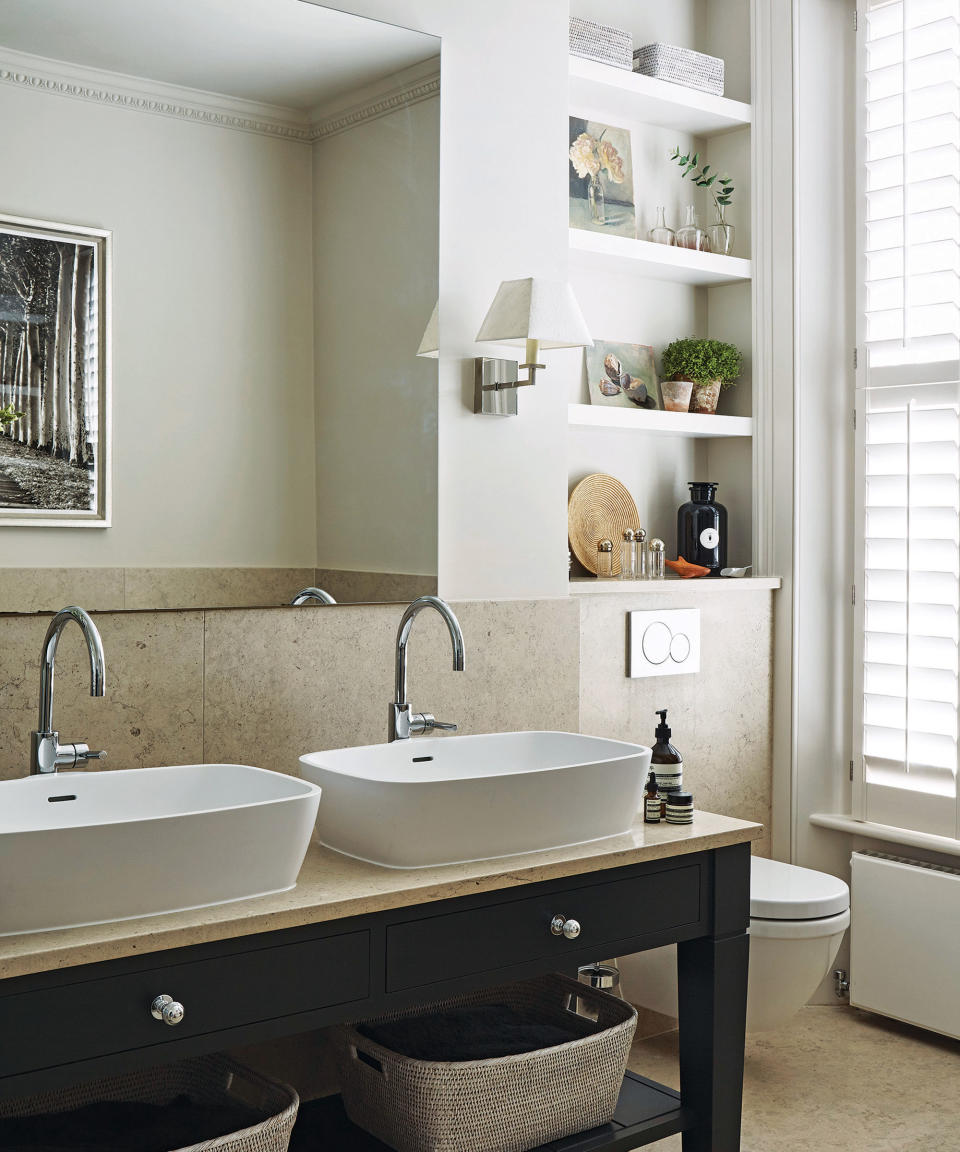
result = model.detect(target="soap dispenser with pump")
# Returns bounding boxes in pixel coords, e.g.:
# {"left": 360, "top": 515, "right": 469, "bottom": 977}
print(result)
{"left": 651, "top": 709, "right": 683, "bottom": 814}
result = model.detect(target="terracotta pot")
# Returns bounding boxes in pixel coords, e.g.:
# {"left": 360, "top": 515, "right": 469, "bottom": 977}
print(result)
{"left": 660, "top": 376, "right": 693, "bottom": 413}
{"left": 689, "top": 379, "right": 722, "bottom": 415}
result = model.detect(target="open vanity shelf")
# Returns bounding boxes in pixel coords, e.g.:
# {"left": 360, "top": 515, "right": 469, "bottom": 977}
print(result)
{"left": 569, "top": 403, "right": 752, "bottom": 438}
{"left": 569, "top": 55, "right": 750, "bottom": 136}
{"left": 569, "top": 230, "right": 752, "bottom": 286}
{"left": 291, "top": 1072, "right": 688, "bottom": 1152}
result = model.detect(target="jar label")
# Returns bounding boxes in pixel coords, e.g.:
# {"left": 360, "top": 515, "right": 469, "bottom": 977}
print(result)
{"left": 699, "top": 527, "right": 720, "bottom": 548}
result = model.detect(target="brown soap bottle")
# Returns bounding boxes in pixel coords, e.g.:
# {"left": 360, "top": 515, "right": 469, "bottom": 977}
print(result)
{"left": 644, "top": 770, "right": 661, "bottom": 823}
{"left": 651, "top": 709, "right": 683, "bottom": 818}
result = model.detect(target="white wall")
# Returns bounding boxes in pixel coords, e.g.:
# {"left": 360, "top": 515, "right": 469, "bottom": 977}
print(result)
{"left": 310, "top": 0, "right": 570, "bottom": 601}
{"left": 0, "top": 81, "right": 317, "bottom": 565}
{"left": 312, "top": 93, "right": 439, "bottom": 577}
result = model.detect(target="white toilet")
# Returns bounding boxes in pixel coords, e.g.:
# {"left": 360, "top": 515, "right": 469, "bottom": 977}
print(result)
{"left": 619, "top": 856, "right": 850, "bottom": 1033}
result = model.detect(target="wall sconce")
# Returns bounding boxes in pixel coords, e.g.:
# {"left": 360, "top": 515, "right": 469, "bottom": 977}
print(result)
{"left": 417, "top": 302, "right": 439, "bottom": 358}
{"left": 474, "top": 277, "right": 592, "bottom": 415}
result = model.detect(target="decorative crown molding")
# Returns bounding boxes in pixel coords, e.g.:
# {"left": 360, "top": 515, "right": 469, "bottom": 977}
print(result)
{"left": 0, "top": 46, "right": 440, "bottom": 144}
{"left": 310, "top": 72, "right": 440, "bottom": 141}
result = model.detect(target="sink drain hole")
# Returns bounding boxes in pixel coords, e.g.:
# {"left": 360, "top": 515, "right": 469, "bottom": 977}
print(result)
{"left": 48, "top": 794, "right": 77, "bottom": 803}
{"left": 412, "top": 756, "right": 433, "bottom": 763}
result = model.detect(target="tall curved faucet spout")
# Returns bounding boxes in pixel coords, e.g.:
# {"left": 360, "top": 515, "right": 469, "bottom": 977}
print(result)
{"left": 390, "top": 595, "right": 465, "bottom": 741}
{"left": 31, "top": 606, "right": 107, "bottom": 775}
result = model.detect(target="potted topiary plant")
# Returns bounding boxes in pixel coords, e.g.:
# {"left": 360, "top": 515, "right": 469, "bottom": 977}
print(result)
{"left": 661, "top": 337, "right": 742, "bottom": 415}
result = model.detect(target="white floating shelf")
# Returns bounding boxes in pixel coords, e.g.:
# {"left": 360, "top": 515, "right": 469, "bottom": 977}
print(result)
{"left": 568, "top": 403, "right": 753, "bottom": 438}
{"left": 570, "top": 576, "right": 781, "bottom": 594}
{"left": 569, "top": 229, "right": 751, "bottom": 286}
{"left": 569, "top": 56, "right": 751, "bottom": 136}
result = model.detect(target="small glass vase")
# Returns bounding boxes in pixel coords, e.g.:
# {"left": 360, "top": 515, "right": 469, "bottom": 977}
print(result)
{"left": 708, "top": 206, "right": 735, "bottom": 256}
{"left": 647, "top": 206, "right": 675, "bottom": 246}
{"left": 588, "top": 174, "right": 606, "bottom": 225}
{"left": 675, "top": 205, "right": 710, "bottom": 252}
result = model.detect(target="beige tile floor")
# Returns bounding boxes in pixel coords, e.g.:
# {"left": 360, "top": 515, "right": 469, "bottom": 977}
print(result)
{"left": 628, "top": 1005, "right": 960, "bottom": 1152}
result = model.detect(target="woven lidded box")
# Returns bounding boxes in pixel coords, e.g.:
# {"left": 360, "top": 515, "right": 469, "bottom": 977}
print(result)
{"left": 336, "top": 972, "right": 637, "bottom": 1152}
{"left": 633, "top": 42, "right": 725, "bottom": 96}
{"left": 570, "top": 16, "right": 633, "bottom": 70}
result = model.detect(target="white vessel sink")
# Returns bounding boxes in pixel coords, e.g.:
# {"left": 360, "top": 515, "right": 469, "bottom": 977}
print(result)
{"left": 0, "top": 764, "right": 321, "bottom": 936}
{"left": 300, "top": 731, "right": 650, "bottom": 868}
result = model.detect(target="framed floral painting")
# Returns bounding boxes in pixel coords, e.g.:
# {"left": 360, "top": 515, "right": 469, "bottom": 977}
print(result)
{"left": 568, "top": 117, "right": 635, "bottom": 238}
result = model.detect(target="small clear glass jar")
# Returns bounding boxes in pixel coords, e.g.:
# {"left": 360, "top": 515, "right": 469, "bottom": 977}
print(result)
{"left": 675, "top": 205, "right": 711, "bottom": 252}
{"left": 619, "top": 530, "right": 636, "bottom": 580}
{"left": 596, "top": 538, "right": 614, "bottom": 579}
{"left": 647, "top": 206, "right": 675, "bottom": 246}
{"left": 635, "top": 527, "right": 648, "bottom": 579}
{"left": 648, "top": 537, "right": 666, "bottom": 579}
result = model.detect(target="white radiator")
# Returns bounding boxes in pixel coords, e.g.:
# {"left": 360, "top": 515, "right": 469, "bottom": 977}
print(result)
{"left": 851, "top": 850, "right": 960, "bottom": 1039}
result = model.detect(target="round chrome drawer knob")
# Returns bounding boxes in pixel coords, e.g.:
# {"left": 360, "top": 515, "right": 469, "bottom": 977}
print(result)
{"left": 150, "top": 994, "right": 185, "bottom": 1026}
{"left": 550, "top": 914, "right": 582, "bottom": 940}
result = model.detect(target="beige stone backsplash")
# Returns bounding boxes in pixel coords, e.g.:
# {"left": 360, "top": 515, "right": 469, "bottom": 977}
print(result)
{"left": 0, "top": 590, "right": 773, "bottom": 854}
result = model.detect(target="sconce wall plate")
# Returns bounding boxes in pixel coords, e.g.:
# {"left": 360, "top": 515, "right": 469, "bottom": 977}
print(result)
{"left": 474, "top": 357, "right": 519, "bottom": 416}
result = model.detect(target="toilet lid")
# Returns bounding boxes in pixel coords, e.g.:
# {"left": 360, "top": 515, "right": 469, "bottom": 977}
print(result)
{"left": 750, "top": 856, "right": 849, "bottom": 920}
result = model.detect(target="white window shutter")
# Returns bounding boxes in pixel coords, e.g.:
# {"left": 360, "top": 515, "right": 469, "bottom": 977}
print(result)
{"left": 856, "top": 0, "right": 960, "bottom": 838}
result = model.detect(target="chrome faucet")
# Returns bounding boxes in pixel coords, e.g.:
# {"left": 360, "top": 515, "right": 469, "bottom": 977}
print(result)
{"left": 290, "top": 587, "right": 337, "bottom": 605}
{"left": 30, "top": 606, "right": 107, "bottom": 774}
{"left": 389, "top": 595, "right": 465, "bottom": 741}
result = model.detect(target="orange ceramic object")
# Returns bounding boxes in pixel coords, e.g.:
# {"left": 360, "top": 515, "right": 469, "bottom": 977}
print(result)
{"left": 665, "top": 556, "right": 711, "bottom": 579}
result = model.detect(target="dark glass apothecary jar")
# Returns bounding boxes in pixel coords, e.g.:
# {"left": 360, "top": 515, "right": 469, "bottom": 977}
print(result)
{"left": 677, "top": 482, "right": 727, "bottom": 575}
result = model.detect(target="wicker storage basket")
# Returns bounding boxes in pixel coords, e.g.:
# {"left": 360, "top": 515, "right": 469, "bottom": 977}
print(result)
{"left": 336, "top": 973, "right": 637, "bottom": 1152}
{"left": 633, "top": 43, "right": 725, "bottom": 96}
{"left": 0, "top": 1054, "right": 299, "bottom": 1152}
{"left": 569, "top": 17, "right": 632, "bottom": 70}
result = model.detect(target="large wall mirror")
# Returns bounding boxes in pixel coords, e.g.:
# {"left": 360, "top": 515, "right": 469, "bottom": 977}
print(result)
{"left": 0, "top": 0, "right": 439, "bottom": 610}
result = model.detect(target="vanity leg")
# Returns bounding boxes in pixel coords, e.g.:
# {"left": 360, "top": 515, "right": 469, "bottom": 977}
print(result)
{"left": 677, "top": 844, "right": 750, "bottom": 1152}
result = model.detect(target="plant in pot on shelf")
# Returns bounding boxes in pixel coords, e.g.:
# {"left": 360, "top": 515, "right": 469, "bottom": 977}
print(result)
{"left": 669, "top": 148, "right": 736, "bottom": 255}
{"left": 661, "top": 337, "right": 742, "bottom": 415}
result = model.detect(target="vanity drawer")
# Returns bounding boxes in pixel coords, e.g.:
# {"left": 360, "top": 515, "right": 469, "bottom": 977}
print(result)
{"left": 0, "top": 930, "right": 369, "bottom": 1078}
{"left": 386, "top": 864, "right": 703, "bottom": 991}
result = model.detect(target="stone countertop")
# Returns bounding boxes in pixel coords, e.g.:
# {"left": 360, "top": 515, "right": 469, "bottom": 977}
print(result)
{"left": 0, "top": 811, "right": 761, "bottom": 981}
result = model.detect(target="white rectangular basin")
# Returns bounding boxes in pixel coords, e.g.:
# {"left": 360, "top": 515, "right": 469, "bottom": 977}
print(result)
{"left": 300, "top": 731, "right": 650, "bottom": 868}
{"left": 0, "top": 764, "right": 321, "bottom": 936}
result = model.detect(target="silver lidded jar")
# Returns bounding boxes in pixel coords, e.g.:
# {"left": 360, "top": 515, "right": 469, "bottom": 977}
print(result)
{"left": 677, "top": 482, "right": 727, "bottom": 575}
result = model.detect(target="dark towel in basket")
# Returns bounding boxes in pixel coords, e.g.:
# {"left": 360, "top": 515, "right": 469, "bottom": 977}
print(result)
{"left": 357, "top": 1002, "right": 593, "bottom": 1062}
{"left": 0, "top": 1093, "right": 264, "bottom": 1151}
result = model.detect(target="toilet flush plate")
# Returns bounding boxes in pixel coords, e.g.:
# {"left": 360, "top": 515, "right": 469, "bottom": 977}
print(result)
{"left": 628, "top": 609, "right": 700, "bottom": 678}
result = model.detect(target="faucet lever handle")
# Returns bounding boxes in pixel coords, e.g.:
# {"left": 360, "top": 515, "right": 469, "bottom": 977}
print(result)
{"left": 430, "top": 721, "right": 458, "bottom": 732}
{"left": 81, "top": 749, "right": 107, "bottom": 762}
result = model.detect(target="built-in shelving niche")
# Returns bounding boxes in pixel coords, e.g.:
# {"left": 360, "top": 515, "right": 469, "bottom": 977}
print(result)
{"left": 566, "top": 0, "right": 755, "bottom": 573}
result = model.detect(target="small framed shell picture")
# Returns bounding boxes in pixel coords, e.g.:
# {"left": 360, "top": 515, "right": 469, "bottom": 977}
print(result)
{"left": 585, "top": 340, "right": 658, "bottom": 410}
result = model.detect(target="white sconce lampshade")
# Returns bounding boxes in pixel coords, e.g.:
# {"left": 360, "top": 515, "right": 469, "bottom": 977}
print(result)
{"left": 473, "top": 278, "right": 591, "bottom": 415}
{"left": 475, "top": 278, "right": 592, "bottom": 350}
{"left": 416, "top": 301, "right": 439, "bottom": 358}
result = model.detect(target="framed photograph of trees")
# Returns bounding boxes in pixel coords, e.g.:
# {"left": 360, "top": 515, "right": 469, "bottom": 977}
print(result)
{"left": 0, "top": 214, "right": 110, "bottom": 526}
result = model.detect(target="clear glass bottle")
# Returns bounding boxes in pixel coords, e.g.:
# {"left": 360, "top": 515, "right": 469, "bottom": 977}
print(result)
{"left": 675, "top": 205, "right": 711, "bottom": 252}
{"left": 647, "top": 206, "right": 675, "bottom": 246}
{"left": 635, "top": 527, "right": 648, "bottom": 578}
{"left": 588, "top": 174, "right": 605, "bottom": 225}
{"left": 648, "top": 537, "right": 666, "bottom": 579}
{"left": 596, "top": 538, "right": 614, "bottom": 579}
{"left": 707, "top": 204, "right": 735, "bottom": 256}
{"left": 619, "top": 530, "right": 636, "bottom": 580}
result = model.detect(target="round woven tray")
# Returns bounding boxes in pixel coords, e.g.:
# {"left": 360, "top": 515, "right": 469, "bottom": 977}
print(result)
{"left": 568, "top": 473, "right": 641, "bottom": 575}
